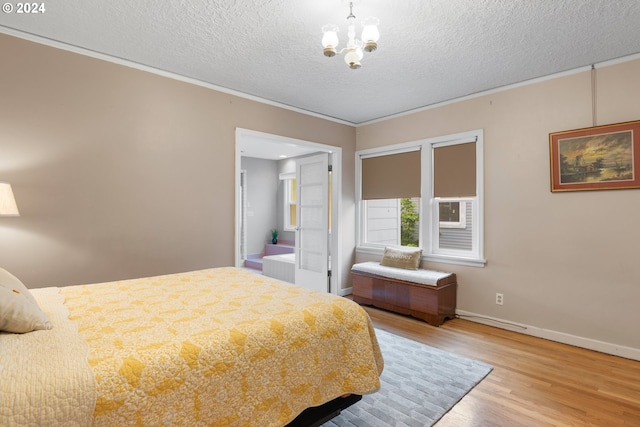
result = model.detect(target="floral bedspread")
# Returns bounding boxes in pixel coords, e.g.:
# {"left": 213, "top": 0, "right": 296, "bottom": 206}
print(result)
{"left": 61, "top": 267, "right": 383, "bottom": 426}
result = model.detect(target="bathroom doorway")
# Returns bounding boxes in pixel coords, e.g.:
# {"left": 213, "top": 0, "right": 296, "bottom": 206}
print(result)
{"left": 234, "top": 128, "right": 342, "bottom": 294}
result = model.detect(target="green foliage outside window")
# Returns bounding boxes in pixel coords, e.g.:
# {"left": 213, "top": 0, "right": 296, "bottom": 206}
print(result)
{"left": 400, "top": 198, "right": 419, "bottom": 247}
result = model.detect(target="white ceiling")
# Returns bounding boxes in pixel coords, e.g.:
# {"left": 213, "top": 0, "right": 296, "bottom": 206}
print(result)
{"left": 239, "top": 131, "right": 332, "bottom": 160}
{"left": 1, "top": 0, "right": 640, "bottom": 127}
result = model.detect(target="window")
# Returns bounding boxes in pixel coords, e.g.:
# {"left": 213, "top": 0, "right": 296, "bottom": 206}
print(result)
{"left": 433, "top": 197, "right": 474, "bottom": 254}
{"left": 363, "top": 197, "right": 420, "bottom": 247}
{"left": 281, "top": 167, "right": 332, "bottom": 233}
{"left": 281, "top": 174, "right": 296, "bottom": 231}
{"left": 361, "top": 149, "right": 421, "bottom": 246}
{"left": 357, "top": 130, "right": 484, "bottom": 266}
{"left": 439, "top": 200, "right": 466, "bottom": 228}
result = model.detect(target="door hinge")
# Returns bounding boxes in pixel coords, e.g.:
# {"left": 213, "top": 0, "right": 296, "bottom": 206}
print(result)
{"left": 328, "top": 164, "right": 333, "bottom": 172}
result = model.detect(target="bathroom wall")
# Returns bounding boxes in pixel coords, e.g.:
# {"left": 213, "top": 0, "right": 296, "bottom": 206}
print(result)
{"left": 240, "top": 157, "right": 278, "bottom": 256}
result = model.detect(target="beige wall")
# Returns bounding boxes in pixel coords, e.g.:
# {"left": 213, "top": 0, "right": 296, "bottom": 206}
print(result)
{"left": 2, "top": 31, "right": 639, "bottom": 354}
{"left": 0, "top": 34, "right": 355, "bottom": 288}
{"left": 356, "top": 59, "right": 640, "bottom": 351}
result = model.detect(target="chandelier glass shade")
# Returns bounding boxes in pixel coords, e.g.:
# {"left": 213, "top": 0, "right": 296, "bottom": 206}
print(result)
{"left": 321, "top": 2, "right": 379, "bottom": 69}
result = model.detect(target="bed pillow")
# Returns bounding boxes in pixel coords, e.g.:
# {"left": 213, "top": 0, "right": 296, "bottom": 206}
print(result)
{"left": 0, "top": 267, "right": 52, "bottom": 333}
{"left": 380, "top": 247, "right": 423, "bottom": 270}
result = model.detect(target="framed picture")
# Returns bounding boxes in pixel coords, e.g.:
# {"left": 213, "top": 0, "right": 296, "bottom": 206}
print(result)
{"left": 549, "top": 120, "right": 640, "bottom": 192}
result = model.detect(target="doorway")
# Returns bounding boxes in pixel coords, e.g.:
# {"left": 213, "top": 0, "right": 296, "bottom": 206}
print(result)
{"left": 234, "top": 128, "right": 342, "bottom": 294}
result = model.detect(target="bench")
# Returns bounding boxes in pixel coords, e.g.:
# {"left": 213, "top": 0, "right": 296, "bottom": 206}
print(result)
{"left": 351, "top": 262, "right": 457, "bottom": 326}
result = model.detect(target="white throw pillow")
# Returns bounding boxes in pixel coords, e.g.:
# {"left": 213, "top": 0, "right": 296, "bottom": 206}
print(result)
{"left": 0, "top": 267, "right": 52, "bottom": 333}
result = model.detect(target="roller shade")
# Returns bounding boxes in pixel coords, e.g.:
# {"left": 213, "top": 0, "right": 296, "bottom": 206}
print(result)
{"left": 434, "top": 142, "right": 476, "bottom": 197}
{"left": 361, "top": 150, "right": 421, "bottom": 200}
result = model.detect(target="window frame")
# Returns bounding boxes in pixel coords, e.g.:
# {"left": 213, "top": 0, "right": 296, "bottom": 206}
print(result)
{"left": 356, "top": 129, "right": 485, "bottom": 267}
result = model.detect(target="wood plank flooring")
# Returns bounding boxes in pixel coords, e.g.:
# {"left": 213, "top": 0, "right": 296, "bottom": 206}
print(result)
{"left": 361, "top": 305, "right": 640, "bottom": 427}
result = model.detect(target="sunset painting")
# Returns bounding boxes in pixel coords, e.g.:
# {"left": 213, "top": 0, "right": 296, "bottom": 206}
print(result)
{"left": 558, "top": 130, "right": 634, "bottom": 184}
{"left": 550, "top": 120, "right": 640, "bottom": 192}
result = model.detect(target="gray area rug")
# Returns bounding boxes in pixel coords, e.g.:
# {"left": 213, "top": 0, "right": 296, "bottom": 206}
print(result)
{"left": 323, "top": 328, "right": 493, "bottom": 427}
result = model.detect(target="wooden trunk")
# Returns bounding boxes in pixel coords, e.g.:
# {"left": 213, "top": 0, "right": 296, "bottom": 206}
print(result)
{"left": 351, "top": 270, "right": 457, "bottom": 326}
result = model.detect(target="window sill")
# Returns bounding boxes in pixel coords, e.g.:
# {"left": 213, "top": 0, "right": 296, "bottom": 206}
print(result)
{"left": 356, "top": 246, "right": 486, "bottom": 268}
{"left": 422, "top": 254, "right": 486, "bottom": 268}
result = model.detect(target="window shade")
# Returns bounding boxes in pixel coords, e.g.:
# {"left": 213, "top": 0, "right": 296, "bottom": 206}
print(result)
{"left": 361, "top": 150, "right": 421, "bottom": 200}
{"left": 434, "top": 142, "right": 476, "bottom": 197}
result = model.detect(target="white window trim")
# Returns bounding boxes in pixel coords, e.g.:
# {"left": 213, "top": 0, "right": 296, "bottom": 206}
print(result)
{"left": 356, "top": 129, "right": 486, "bottom": 268}
{"left": 395, "top": 200, "right": 402, "bottom": 246}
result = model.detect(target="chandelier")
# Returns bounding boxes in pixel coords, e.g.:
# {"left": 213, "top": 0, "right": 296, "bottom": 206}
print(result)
{"left": 321, "top": 2, "right": 380, "bottom": 69}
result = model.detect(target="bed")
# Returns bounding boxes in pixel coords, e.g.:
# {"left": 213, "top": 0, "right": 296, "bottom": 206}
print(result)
{"left": 0, "top": 267, "right": 383, "bottom": 427}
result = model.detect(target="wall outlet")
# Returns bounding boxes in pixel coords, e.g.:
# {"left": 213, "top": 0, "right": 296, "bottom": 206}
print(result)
{"left": 496, "top": 293, "right": 504, "bottom": 305}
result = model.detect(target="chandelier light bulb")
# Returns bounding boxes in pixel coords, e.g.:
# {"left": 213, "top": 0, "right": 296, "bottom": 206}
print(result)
{"left": 321, "top": 24, "right": 339, "bottom": 57}
{"left": 361, "top": 17, "right": 380, "bottom": 52}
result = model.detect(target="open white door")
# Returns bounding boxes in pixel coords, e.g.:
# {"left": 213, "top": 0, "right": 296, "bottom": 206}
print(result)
{"left": 295, "top": 153, "right": 329, "bottom": 293}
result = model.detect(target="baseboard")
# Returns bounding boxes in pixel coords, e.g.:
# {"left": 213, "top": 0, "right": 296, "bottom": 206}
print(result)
{"left": 339, "top": 287, "right": 353, "bottom": 297}
{"left": 456, "top": 310, "right": 640, "bottom": 362}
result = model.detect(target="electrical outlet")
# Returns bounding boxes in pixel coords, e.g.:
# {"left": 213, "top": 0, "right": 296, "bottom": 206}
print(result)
{"left": 495, "top": 293, "right": 504, "bottom": 305}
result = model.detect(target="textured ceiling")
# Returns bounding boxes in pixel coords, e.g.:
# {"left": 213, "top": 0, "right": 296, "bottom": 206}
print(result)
{"left": 1, "top": 1, "right": 640, "bottom": 125}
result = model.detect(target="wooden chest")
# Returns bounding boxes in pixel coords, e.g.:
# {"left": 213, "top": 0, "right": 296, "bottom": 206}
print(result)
{"left": 351, "top": 270, "right": 457, "bottom": 326}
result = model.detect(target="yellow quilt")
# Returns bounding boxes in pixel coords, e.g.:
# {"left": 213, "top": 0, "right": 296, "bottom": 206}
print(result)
{"left": 61, "top": 267, "right": 383, "bottom": 426}
{"left": 1, "top": 287, "right": 96, "bottom": 427}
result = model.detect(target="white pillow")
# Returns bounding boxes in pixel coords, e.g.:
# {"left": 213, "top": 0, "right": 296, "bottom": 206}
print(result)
{"left": 0, "top": 267, "right": 52, "bottom": 333}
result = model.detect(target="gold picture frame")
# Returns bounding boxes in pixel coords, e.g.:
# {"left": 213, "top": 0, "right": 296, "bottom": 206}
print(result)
{"left": 549, "top": 120, "right": 640, "bottom": 192}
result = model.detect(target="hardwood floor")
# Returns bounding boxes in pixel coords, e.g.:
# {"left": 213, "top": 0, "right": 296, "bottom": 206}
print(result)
{"left": 361, "top": 305, "right": 640, "bottom": 427}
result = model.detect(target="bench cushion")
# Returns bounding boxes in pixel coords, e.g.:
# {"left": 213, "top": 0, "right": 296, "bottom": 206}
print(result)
{"left": 351, "top": 262, "right": 453, "bottom": 286}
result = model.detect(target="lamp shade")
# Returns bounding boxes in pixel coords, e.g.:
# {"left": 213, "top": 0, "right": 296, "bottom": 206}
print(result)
{"left": 344, "top": 47, "right": 363, "bottom": 69}
{"left": 0, "top": 183, "right": 19, "bottom": 216}
{"left": 361, "top": 18, "right": 380, "bottom": 43}
{"left": 321, "top": 25, "right": 339, "bottom": 48}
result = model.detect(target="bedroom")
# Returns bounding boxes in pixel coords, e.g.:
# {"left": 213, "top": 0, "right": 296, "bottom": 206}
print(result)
{"left": 1, "top": 1, "right": 640, "bottom": 425}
